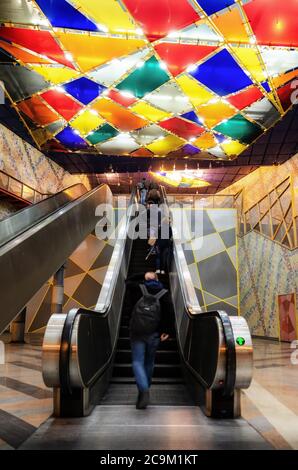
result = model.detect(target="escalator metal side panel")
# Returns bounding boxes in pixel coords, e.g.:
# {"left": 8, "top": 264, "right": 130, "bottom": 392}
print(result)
{"left": 0, "top": 184, "right": 112, "bottom": 334}
{"left": 0, "top": 183, "right": 87, "bottom": 247}
{"left": 43, "top": 192, "right": 136, "bottom": 395}
{"left": 67, "top": 201, "right": 135, "bottom": 390}
{"left": 170, "top": 255, "right": 226, "bottom": 390}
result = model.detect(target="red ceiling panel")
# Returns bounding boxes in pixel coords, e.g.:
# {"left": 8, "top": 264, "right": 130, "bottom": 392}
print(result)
{"left": 227, "top": 86, "right": 264, "bottom": 110}
{"left": 154, "top": 43, "right": 218, "bottom": 77}
{"left": 122, "top": 0, "right": 201, "bottom": 42}
{"left": 106, "top": 89, "right": 137, "bottom": 108}
{"left": 159, "top": 117, "right": 205, "bottom": 140}
{"left": 0, "top": 27, "right": 75, "bottom": 68}
{"left": 243, "top": 0, "right": 298, "bottom": 47}
{"left": 41, "top": 90, "right": 83, "bottom": 120}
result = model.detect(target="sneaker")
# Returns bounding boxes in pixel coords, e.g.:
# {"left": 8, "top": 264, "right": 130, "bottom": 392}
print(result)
{"left": 136, "top": 390, "right": 150, "bottom": 409}
{"left": 156, "top": 269, "right": 161, "bottom": 274}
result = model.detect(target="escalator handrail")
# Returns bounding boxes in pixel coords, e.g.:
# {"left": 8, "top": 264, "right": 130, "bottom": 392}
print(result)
{"left": 59, "top": 190, "right": 137, "bottom": 393}
{"left": 160, "top": 186, "right": 201, "bottom": 315}
{"left": 0, "top": 183, "right": 87, "bottom": 248}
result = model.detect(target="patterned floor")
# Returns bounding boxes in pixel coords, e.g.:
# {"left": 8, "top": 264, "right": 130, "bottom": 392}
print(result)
{"left": 0, "top": 335, "right": 297, "bottom": 450}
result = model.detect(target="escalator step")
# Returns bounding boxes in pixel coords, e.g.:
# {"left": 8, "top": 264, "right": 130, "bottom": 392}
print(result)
{"left": 101, "top": 384, "right": 193, "bottom": 406}
{"left": 116, "top": 337, "right": 178, "bottom": 351}
{"left": 111, "top": 377, "right": 184, "bottom": 385}
{"left": 112, "top": 363, "right": 182, "bottom": 378}
{"left": 115, "top": 349, "right": 180, "bottom": 364}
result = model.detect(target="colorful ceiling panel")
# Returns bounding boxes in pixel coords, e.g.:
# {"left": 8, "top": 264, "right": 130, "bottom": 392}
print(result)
{"left": 159, "top": 117, "right": 205, "bottom": 140}
{"left": 116, "top": 56, "right": 170, "bottom": 99}
{"left": 130, "top": 102, "right": 170, "bottom": 122}
{"left": 146, "top": 134, "right": 185, "bottom": 156}
{"left": 71, "top": 0, "right": 139, "bottom": 35}
{"left": 30, "top": 66, "right": 80, "bottom": 85}
{"left": 189, "top": 49, "right": 253, "bottom": 96}
{"left": 227, "top": 87, "right": 264, "bottom": 110}
{"left": 0, "top": 27, "right": 75, "bottom": 68}
{"left": 41, "top": 90, "right": 83, "bottom": 121}
{"left": 0, "top": 0, "right": 297, "bottom": 162}
{"left": 18, "top": 95, "right": 59, "bottom": 126}
{"left": 63, "top": 77, "right": 105, "bottom": 105}
{"left": 196, "top": 0, "right": 235, "bottom": 16}
{"left": 70, "top": 110, "right": 105, "bottom": 136}
{"left": 154, "top": 43, "right": 218, "bottom": 77}
{"left": 87, "top": 124, "right": 119, "bottom": 146}
{"left": 92, "top": 98, "right": 148, "bottom": 132}
{"left": 243, "top": 0, "right": 298, "bottom": 47}
{"left": 122, "top": 0, "right": 201, "bottom": 42}
{"left": 196, "top": 101, "right": 237, "bottom": 129}
{"left": 56, "top": 32, "right": 146, "bottom": 72}
{"left": 35, "top": 0, "right": 100, "bottom": 32}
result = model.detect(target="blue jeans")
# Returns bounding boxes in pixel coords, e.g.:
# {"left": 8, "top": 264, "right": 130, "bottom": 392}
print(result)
{"left": 140, "top": 189, "right": 147, "bottom": 205}
{"left": 131, "top": 333, "right": 160, "bottom": 392}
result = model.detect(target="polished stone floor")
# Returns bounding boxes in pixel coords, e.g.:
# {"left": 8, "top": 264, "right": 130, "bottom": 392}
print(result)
{"left": 0, "top": 335, "right": 297, "bottom": 450}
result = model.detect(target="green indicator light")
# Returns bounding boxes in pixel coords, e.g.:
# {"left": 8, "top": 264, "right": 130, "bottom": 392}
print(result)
{"left": 236, "top": 337, "right": 245, "bottom": 346}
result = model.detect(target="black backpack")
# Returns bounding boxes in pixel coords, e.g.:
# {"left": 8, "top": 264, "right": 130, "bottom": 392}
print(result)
{"left": 130, "top": 284, "right": 168, "bottom": 336}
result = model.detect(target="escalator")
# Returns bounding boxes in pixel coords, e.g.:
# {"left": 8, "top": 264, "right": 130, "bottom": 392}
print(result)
{"left": 42, "top": 188, "right": 253, "bottom": 418}
{"left": 103, "top": 237, "right": 192, "bottom": 406}
{"left": 0, "top": 183, "right": 113, "bottom": 334}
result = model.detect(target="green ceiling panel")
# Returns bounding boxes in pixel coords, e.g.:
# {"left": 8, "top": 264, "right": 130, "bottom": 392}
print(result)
{"left": 87, "top": 123, "right": 119, "bottom": 145}
{"left": 214, "top": 114, "right": 262, "bottom": 144}
{"left": 116, "top": 56, "right": 170, "bottom": 99}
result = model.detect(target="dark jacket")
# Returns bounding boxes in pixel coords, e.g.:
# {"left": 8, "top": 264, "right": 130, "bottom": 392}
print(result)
{"left": 125, "top": 272, "right": 175, "bottom": 338}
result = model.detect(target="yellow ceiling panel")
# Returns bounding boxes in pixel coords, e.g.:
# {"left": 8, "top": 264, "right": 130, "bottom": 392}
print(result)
{"left": 71, "top": 109, "right": 105, "bottom": 135}
{"left": 212, "top": 6, "right": 250, "bottom": 44}
{"left": 176, "top": 75, "right": 214, "bottom": 107}
{"left": 71, "top": 0, "right": 138, "bottom": 35}
{"left": 193, "top": 132, "right": 216, "bottom": 150}
{"left": 31, "top": 65, "right": 80, "bottom": 85}
{"left": 147, "top": 135, "right": 184, "bottom": 156}
{"left": 231, "top": 47, "right": 266, "bottom": 83}
{"left": 221, "top": 140, "right": 247, "bottom": 156}
{"left": 56, "top": 33, "right": 146, "bottom": 72}
{"left": 130, "top": 102, "right": 170, "bottom": 122}
{"left": 197, "top": 101, "right": 236, "bottom": 128}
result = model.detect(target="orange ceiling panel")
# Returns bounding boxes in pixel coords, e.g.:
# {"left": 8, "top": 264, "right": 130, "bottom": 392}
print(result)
{"left": 0, "top": 40, "right": 52, "bottom": 64}
{"left": 18, "top": 95, "right": 60, "bottom": 126}
{"left": 92, "top": 98, "right": 148, "bottom": 131}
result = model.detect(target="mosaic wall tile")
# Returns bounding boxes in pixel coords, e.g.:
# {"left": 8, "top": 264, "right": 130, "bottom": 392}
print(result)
{"left": 176, "top": 208, "right": 239, "bottom": 315}
{"left": 0, "top": 124, "right": 91, "bottom": 195}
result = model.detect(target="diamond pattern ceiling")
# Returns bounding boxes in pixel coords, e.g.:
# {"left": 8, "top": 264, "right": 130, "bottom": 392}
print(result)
{"left": 0, "top": 0, "right": 297, "bottom": 162}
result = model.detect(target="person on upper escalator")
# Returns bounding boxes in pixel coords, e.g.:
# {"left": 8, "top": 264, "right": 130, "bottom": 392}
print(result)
{"left": 125, "top": 271, "right": 175, "bottom": 410}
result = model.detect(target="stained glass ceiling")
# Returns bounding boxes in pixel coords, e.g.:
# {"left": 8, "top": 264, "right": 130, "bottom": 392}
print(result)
{"left": 0, "top": 0, "right": 297, "bottom": 162}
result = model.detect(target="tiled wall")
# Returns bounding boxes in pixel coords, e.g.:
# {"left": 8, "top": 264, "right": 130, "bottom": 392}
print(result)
{"left": 218, "top": 153, "right": 298, "bottom": 212}
{"left": 179, "top": 208, "right": 239, "bottom": 316}
{"left": 0, "top": 123, "right": 91, "bottom": 195}
{"left": 239, "top": 230, "right": 298, "bottom": 339}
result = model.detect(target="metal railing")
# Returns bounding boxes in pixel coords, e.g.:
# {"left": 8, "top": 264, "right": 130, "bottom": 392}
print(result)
{"left": 0, "top": 169, "right": 50, "bottom": 204}
{"left": 165, "top": 193, "right": 239, "bottom": 209}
